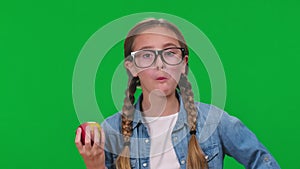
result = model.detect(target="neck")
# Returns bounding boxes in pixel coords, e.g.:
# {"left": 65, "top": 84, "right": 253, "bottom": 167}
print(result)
{"left": 141, "top": 90, "right": 179, "bottom": 117}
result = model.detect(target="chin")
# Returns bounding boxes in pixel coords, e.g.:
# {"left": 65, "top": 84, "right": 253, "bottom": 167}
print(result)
{"left": 153, "top": 88, "right": 176, "bottom": 97}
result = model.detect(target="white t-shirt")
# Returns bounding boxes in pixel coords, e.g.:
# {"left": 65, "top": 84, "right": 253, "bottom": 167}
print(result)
{"left": 143, "top": 113, "right": 180, "bottom": 169}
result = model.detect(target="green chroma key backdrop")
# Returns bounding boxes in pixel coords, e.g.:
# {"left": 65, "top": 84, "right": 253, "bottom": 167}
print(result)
{"left": 1, "top": 0, "right": 299, "bottom": 168}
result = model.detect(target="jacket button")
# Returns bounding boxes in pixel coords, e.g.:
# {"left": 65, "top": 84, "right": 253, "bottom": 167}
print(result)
{"left": 264, "top": 156, "right": 270, "bottom": 162}
{"left": 144, "top": 139, "right": 150, "bottom": 143}
{"left": 142, "top": 162, "right": 148, "bottom": 167}
{"left": 180, "top": 160, "right": 185, "bottom": 164}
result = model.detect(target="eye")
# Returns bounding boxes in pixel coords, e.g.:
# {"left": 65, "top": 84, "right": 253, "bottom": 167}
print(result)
{"left": 135, "top": 51, "right": 154, "bottom": 59}
{"left": 164, "top": 51, "right": 175, "bottom": 57}
{"left": 143, "top": 53, "right": 152, "bottom": 58}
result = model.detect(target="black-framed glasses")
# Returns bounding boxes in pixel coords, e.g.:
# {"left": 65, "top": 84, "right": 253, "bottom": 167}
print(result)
{"left": 130, "top": 47, "right": 185, "bottom": 68}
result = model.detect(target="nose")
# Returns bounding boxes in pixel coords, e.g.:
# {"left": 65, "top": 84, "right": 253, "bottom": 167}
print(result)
{"left": 155, "top": 54, "right": 166, "bottom": 69}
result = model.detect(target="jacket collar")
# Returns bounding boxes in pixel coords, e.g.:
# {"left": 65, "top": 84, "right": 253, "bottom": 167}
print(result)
{"left": 132, "top": 91, "right": 189, "bottom": 130}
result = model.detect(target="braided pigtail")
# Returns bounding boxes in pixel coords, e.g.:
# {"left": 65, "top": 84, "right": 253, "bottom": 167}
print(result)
{"left": 115, "top": 76, "right": 138, "bottom": 169}
{"left": 178, "top": 74, "right": 208, "bottom": 169}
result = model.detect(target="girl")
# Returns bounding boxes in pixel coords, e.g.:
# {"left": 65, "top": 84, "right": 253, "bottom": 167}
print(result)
{"left": 75, "top": 18, "right": 280, "bottom": 169}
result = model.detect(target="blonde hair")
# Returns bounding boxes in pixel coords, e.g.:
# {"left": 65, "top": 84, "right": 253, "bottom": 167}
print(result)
{"left": 116, "top": 18, "right": 208, "bottom": 169}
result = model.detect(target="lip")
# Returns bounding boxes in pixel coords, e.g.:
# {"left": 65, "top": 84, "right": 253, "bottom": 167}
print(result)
{"left": 156, "top": 76, "right": 168, "bottom": 81}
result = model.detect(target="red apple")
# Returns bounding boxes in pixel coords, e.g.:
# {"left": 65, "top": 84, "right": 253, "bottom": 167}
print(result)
{"left": 78, "top": 122, "right": 101, "bottom": 146}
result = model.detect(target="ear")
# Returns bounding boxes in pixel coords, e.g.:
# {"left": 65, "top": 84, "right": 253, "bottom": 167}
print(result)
{"left": 124, "top": 60, "right": 138, "bottom": 77}
{"left": 181, "top": 55, "right": 188, "bottom": 74}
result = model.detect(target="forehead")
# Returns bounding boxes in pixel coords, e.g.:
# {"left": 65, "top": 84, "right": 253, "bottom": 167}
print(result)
{"left": 132, "top": 27, "right": 180, "bottom": 50}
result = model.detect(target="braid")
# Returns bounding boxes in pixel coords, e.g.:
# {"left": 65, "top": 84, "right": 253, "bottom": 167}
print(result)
{"left": 179, "top": 74, "right": 208, "bottom": 169}
{"left": 116, "top": 76, "right": 138, "bottom": 169}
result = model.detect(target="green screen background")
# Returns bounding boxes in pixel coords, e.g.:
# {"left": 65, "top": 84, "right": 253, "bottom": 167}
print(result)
{"left": 1, "top": 0, "right": 299, "bottom": 168}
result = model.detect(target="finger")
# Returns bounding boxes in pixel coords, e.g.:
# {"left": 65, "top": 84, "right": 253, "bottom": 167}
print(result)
{"left": 93, "top": 126, "right": 100, "bottom": 147}
{"left": 84, "top": 126, "right": 92, "bottom": 151}
{"left": 100, "top": 128, "right": 105, "bottom": 149}
{"left": 75, "top": 127, "right": 83, "bottom": 150}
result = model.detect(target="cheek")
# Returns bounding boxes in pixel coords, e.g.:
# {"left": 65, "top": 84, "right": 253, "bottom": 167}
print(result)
{"left": 137, "top": 69, "right": 154, "bottom": 80}
{"left": 166, "top": 67, "right": 183, "bottom": 81}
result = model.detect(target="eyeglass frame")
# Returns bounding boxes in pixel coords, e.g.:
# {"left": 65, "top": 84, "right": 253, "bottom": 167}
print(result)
{"left": 129, "top": 47, "right": 186, "bottom": 68}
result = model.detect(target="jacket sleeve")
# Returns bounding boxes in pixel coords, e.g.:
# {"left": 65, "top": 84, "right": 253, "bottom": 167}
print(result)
{"left": 101, "top": 121, "right": 116, "bottom": 169}
{"left": 219, "top": 111, "right": 280, "bottom": 169}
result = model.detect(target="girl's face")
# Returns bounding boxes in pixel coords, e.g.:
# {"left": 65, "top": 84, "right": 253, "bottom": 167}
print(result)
{"left": 125, "top": 27, "right": 188, "bottom": 97}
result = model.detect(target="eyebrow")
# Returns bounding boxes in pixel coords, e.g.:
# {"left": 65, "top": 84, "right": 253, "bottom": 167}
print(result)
{"left": 163, "top": 42, "right": 180, "bottom": 48}
{"left": 137, "top": 42, "right": 180, "bottom": 50}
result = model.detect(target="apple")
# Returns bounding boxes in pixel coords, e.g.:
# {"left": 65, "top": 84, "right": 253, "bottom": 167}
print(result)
{"left": 78, "top": 122, "right": 101, "bottom": 146}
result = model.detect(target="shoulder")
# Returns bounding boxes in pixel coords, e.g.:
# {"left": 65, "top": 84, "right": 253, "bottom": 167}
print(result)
{"left": 194, "top": 102, "right": 243, "bottom": 141}
{"left": 194, "top": 101, "right": 256, "bottom": 143}
{"left": 194, "top": 102, "right": 225, "bottom": 123}
{"left": 101, "top": 111, "right": 122, "bottom": 133}
{"left": 194, "top": 101, "right": 240, "bottom": 124}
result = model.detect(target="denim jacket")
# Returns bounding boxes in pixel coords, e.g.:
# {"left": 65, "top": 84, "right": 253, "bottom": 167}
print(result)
{"left": 102, "top": 93, "right": 280, "bottom": 169}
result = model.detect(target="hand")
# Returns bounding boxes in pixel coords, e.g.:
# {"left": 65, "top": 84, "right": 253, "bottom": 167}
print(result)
{"left": 75, "top": 125, "right": 106, "bottom": 169}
